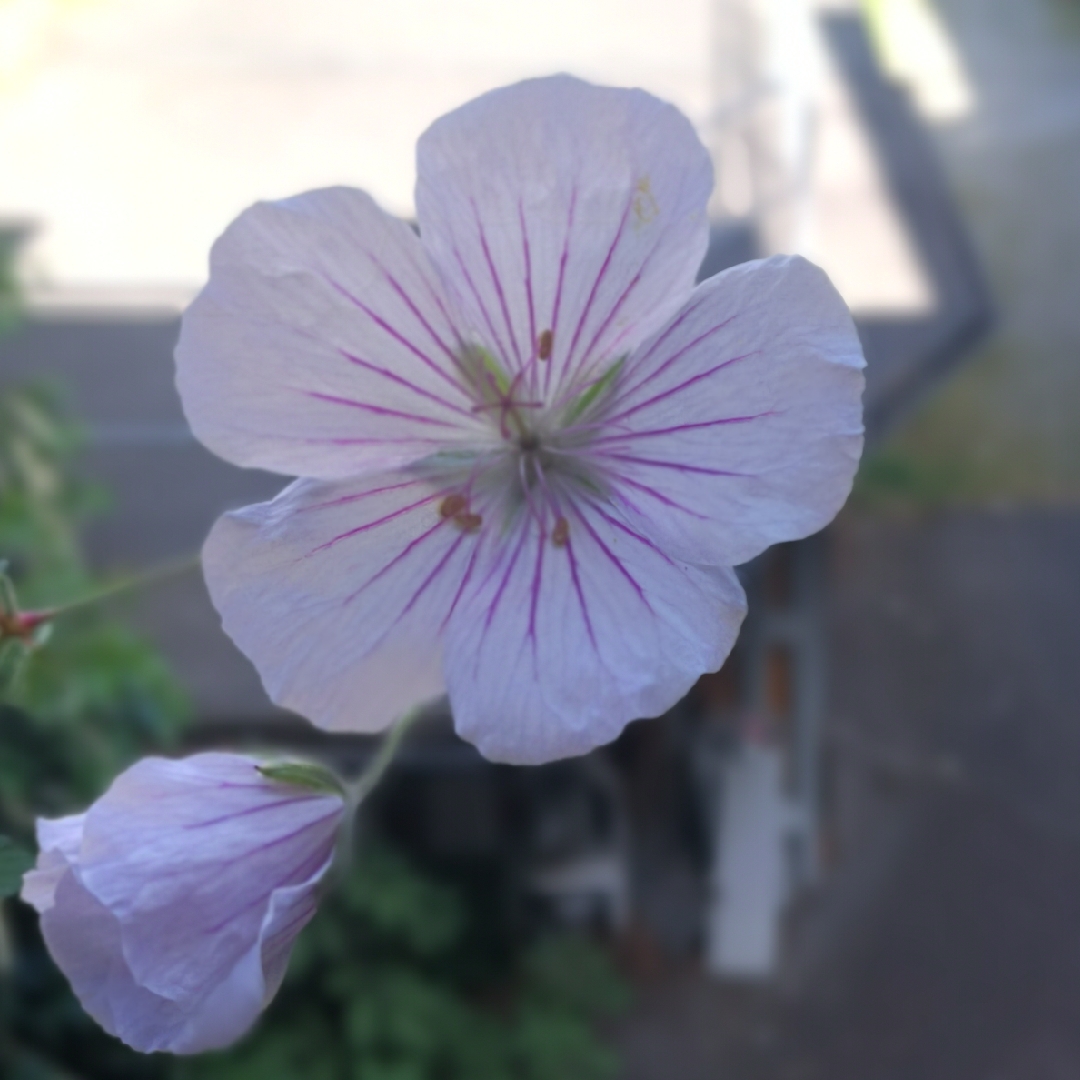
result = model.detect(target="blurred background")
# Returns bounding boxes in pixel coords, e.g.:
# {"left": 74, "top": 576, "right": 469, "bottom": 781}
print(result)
{"left": 0, "top": 0, "right": 1079, "bottom": 1077}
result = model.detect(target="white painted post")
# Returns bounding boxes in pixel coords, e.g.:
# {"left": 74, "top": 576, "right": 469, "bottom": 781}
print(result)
{"left": 705, "top": 736, "right": 809, "bottom": 978}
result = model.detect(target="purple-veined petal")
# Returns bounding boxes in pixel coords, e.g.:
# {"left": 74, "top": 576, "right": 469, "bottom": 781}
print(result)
{"left": 443, "top": 496, "right": 746, "bottom": 764}
{"left": 42, "top": 870, "right": 267, "bottom": 1055}
{"left": 203, "top": 470, "right": 483, "bottom": 733}
{"left": 176, "top": 186, "right": 488, "bottom": 479}
{"left": 592, "top": 256, "right": 865, "bottom": 567}
{"left": 27, "top": 753, "right": 344, "bottom": 1055}
{"left": 415, "top": 75, "right": 712, "bottom": 398}
{"left": 21, "top": 814, "right": 83, "bottom": 913}
{"left": 75, "top": 754, "right": 341, "bottom": 1011}
{"left": 259, "top": 880, "right": 321, "bottom": 1002}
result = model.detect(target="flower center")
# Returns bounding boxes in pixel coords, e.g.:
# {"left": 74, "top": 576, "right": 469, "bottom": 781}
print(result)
{"left": 430, "top": 338, "right": 628, "bottom": 546}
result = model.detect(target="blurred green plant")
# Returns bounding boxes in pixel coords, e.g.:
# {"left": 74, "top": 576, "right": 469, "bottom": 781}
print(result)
{"left": 188, "top": 843, "right": 629, "bottom": 1080}
{"left": 0, "top": 382, "right": 188, "bottom": 832}
{"left": 849, "top": 442, "right": 971, "bottom": 509}
{"left": 0, "top": 240, "right": 188, "bottom": 1076}
{"left": 0, "top": 230, "right": 22, "bottom": 335}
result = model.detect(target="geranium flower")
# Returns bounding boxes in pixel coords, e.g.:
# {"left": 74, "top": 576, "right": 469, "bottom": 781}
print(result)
{"left": 176, "top": 75, "right": 864, "bottom": 764}
{"left": 21, "top": 753, "right": 344, "bottom": 1054}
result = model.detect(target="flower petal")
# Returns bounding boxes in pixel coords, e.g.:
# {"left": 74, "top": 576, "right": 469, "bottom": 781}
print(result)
{"left": 176, "top": 187, "right": 488, "bottom": 479}
{"left": 43, "top": 869, "right": 269, "bottom": 1054}
{"left": 43, "top": 870, "right": 201, "bottom": 1053}
{"left": 415, "top": 75, "right": 712, "bottom": 395}
{"left": 444, "top": 498, "right": 746, "bottom": 764}
{"left": 21, "top": 814, "right": 84, "bottom": 913}
{"left": 593, "top": 256, "right": 865, "bottom": 567}
{"left": 74, "top": 754, "right": 341, "bottom": 1011}
{"left": 203, "top": 471, "right": 480, "bottom": 733}
{"left": 259, "top": 880, "right": 321, "bottom": 1002}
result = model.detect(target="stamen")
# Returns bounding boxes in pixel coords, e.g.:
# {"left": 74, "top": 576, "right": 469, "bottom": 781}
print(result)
{"left": 439, "top": 493, "right": 467, "bottom": 518}
{"left": 456, "top": 513, "right": 483, "bottom": 533}
{"left": 551, "top": 517, "right": 570, "bottom": 547}
{"left": 538, "top": 329, "right": 553, "bottom": 361}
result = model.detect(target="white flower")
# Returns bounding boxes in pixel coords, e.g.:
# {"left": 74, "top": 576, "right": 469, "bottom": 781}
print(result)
{"left": 176, "top": 75, "right": 864, "bottom": 764}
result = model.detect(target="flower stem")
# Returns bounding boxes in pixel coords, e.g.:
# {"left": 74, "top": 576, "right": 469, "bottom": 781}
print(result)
{"left": 54, "top": 553, "right": 202, "bottom": 616}
{"left": 348, "top": 706, "right": 423, "bottom": 807}
{"left": 337, "top": 707, "right": 424, "bottom": 870}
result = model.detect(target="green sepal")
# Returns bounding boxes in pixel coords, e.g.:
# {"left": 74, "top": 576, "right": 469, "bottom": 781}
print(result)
{"left": 563, "top": 357, "right": 625, "bottom": 425}
{"left": 0, "top": 834, "right": 35, "bottom": 897}
{"left": 257, "top": 760, "right": 346, "bottom": 798}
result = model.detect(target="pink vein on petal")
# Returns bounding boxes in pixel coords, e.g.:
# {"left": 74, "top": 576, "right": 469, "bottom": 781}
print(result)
{"left": 565, "top": 209, "right": 673, "bottom": 385}
{"left": 368, "top": 254, "right": 464, "bottom": 368}
{"left": 396, "top": 528, "right": 469, "bottom": 620}
{"left": 300, "top": 389, "right": 459, "bottom": 428}
{"left": 563, "top": 526, "right": 598, "bottom": 653}
{"left": 562, "top": 192, "right": 634, "bottom": 381}
{"left": 340, "top": 518, "right": 449, "bottom": 607}
{"left": 594, "top": 451, "right": 751, "bottom": 478}
{"left": 304, "top": 493, "right": 440, "bottom": 557}
{"left": 607, "top": 313, "right": 739, "bottom": 411}
{"left": 613, "top": 473, "right": 711, "bottom": 520}
{"left": 182, "top": 795, "right": 321, "bottom": 830}
{"left": 280, "top": 434, "right": 450, "bottom": 448}
{"left": 544, "top": 184, "right": 578, "bottom": 396}
{"left": 321, "top": 276, "right": 467, "bottom": 395}
{"left": 570, "top": 502, "right": 654, "bottom": 610}
{"left": 477, "top": 516, "right": 530, "bottom": 653}
{"left": 205, "top": 828, "right": 333, "bottom": 933}
{"left": 471, "top": 198, "right": 523, "bottom": 368}
{"left": 338, "top": 348, "right": 475, "bottom": 419}
{"left": 262, "top": 898, "right": 318, "bottom": 960}
{"left": 442, "top": 526, "right": 485, "bottom": 630}
{"left": 588, "top": 501, "right": 676, "bottom": 569}
{"left": 603, "top": 351, "right": 758, "bottom": 426}
{"left": 451, "top": 242, "right": 514, "bottom": 365}
{"left": 296, "top": 477, "right": 429, "bottom": 515}
{"left": 518, "top": 199, "right": 538, "bottom": 394}
{"left": 591, "top": 411, "right": 777, "bottom": 445}
{"left": 527, "top": 521, "right": 546, "bottom": 657}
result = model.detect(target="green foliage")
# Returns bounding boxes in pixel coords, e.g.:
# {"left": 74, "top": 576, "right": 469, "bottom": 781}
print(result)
{"left": 188, "top": 843, "right": 628, "bottom": 1080}
{"left": 0, "top": 383, "right": 188, "bottom": 831}
{"left": 0, "top": 836, "right": 34, "bottom": 898}
{"left": 0, "top": 246, "right": 188, "bottom": 1077}
{"left": 0, "top": 232, "right": 21, "bottom": 335}
{"left": 849, "top": 442, "right": 972, "bottom": 509}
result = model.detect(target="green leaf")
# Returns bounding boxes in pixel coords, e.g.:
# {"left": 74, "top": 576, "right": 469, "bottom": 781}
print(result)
{"left": 563, "top": 358, "right": 625, "bottom": 425}
{"left": 0, "top": 834, "right": 34, "bottom": 897}
{"left": 257, "top": 760, "right": 346, "bottom": 797}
